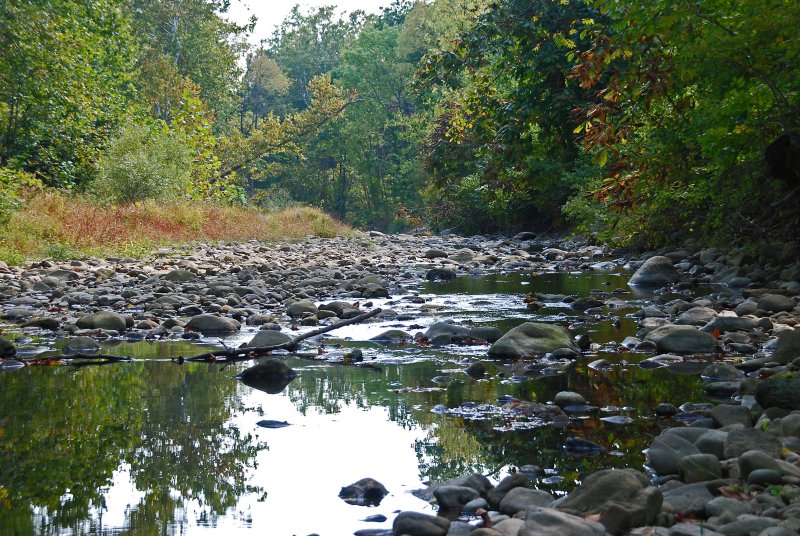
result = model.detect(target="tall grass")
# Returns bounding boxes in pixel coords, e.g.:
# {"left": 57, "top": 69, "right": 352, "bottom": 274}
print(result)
{"left": 0, "top": 191, "right": 352, "bottom": 264}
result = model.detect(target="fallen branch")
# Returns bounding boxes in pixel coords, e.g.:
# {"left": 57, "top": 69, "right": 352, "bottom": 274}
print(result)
{"left": 185, "top": 307, "right": 383, "bottom": 363}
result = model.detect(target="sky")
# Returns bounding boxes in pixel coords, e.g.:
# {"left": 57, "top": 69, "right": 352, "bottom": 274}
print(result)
{"left": 227, "top": 0, "right": 388, "bottom": 46}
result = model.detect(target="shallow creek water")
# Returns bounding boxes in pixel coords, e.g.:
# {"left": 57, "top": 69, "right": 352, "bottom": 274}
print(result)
{"left": 0, "top": 270, "right": 713, "bottom": 535}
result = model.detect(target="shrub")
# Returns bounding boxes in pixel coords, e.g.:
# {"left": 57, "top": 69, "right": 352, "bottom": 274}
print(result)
{"left": 91, "top": 123, "right": 192, "bottom": 205}
{"left": 0, "top": 168, "right": 42, "bottom": 224}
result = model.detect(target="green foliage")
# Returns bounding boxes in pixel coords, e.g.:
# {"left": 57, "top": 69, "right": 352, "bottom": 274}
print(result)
{"left": 91, "top": 123, "right": 192, "bottom": 205}
{"left": 416, "top": 0, "right": 604, "bottom": 233}
{"left": 0, "top": 0, "right": 137, "bottom": 187}
{"left": 0, "top": 168, "right": 41, "bottom": 224}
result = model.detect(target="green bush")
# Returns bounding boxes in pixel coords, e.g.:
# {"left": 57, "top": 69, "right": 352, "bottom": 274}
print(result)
{"left": 0, "top": 168, "right": 42, "bottom": 224}
{"left": 91, "top": 123, "right": 192, "bottom": 205}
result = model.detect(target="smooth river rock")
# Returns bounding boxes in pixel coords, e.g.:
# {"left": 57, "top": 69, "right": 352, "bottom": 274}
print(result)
{"left": 644, "top": 325, "right": 717, "bottom": 354}
{"left": 628, "top": 256, "right": 680, "bottom": 286}
{"left": 488, "top": 322, "right": 577, "bottom": 358}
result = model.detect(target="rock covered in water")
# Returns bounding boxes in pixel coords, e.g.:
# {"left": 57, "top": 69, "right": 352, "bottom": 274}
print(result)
{"left": 488, "top": 322, "right": 577, "bottom": 358}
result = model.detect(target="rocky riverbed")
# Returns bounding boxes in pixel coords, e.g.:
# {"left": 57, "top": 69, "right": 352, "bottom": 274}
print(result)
{"left": 1, "top": 231, "right": 800, "bottom": 536}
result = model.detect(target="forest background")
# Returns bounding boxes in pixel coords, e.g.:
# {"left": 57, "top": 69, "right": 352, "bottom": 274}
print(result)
{"left": 1, "top": 0, "right": 798, "bottom": 260}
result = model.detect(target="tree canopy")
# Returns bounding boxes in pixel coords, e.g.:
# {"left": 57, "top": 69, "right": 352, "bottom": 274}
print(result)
{"left": 1, "top": 0, "right": 797, "bottom": 244}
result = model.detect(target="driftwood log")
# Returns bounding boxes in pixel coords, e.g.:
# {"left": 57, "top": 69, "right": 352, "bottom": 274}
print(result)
{"left": 23, "top": 307, "right": 383, "bottom": 366}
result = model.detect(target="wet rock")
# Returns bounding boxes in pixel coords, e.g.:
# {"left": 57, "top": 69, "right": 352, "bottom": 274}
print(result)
{"left": 0, "top": 336, "right": 16, "bottom": 358}
{"left": 758, "top": 293, "right": 796, "bottom": 313}
{"left": 676, "top": 307, "right": 717, "bottom": 326}
{"left": 66, "top": 336, "right": 101, "bottom": 353}
{"left": 247, "top": 330, "right": 293, "bottom": 348}
{"left": 716, "top": 515, "right": 779, "bottom": 536}
{"left": 648, "top": 433, "right": 702, "bottom": 475}
{"left": 628, "top": 256, "right": 680, "bottom": 287}
{"left": 755, "top": 375, "right": 800, "bottom": 411}
{"left": 185, "top": 314, "right": 240, "bottom": 336}
{"left": 392, "top": 511, "right": 449, "bottom": 536}
{"left": 426, "top": 268, "right": 456, "bottom": 281}
{"left": 286, "top": 299, "right": 318, "bottom": 318}
{"left": 679, "top": 453, "right": 721, "bottom": 483}
{"left": 724, "top": 428, "right": 781, "bottom": 459}
{"left": 709, "top": 405, "right": 752, "bottom": 427}
{"left": 556, "top": 468, "right": 662, "bottom": 534}
{"left": 499, "top": 487, "right": 554, "bottom": 515}
{"left": 339, "top": 477, "right": 388, "bottom": 506}
{"left": 662, "top": 482, "right": 714, "bottom": 516}
{"left": 23, "top": 317, "right": 61, "bottom": 330}
{"left": 554, "top": 391, "right": 586, "bottom": 407}
{"left": 424, "top": 248, "right": 448, "bottom": 259}
{"left": 370, "top": 329, "right": 412, "bottom": 343}
{"left": 486, "top": 473, "right": 529, "bottom": 509}
{"left": 520, "top": 507, "right": 606, "bottom": 536}
{"left": 747, "top": 468, "right": 783, "bottom": 486}
{"left": 701, "top": 315, "right": 760, "bottom": 333}
{"left": 702, "top": 363, "right": 746, "bottom": 382}
{"left": 433, "top": 485, "right": 479, "bottom": 520}
{"left": 0, "top": 358, "right": 24, "bottom": 370}
{"left": 76, "top": 312, "right": 128, "bottom": 332}
{"left": 425, "top": 322, "right": 470, "bottom": 340}
{"left": 772, "top": 330, "right": 800, "bottom": 365}
{"left": 644, "top": 325, "right": 717, "bottom": 354}
{"left": 163, "top": 269, "right": 195, "bottom": 282}
{"left": 465, "top": 361, "right": 488, "bottom": 378}
{"left": 468, "top": 326, "right": 504, "bottom": 343}
{"left": 488, "top": 322, "right": 577, "bottom": 358}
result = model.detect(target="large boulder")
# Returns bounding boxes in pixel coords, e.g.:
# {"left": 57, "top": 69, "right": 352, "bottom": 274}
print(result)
{"left": 758, "top": 293, "right": 796, "bottom": 313}
{"left": 556, "top": 468, "right": 662, "bottom": 535}
{"left": 247, "top": 330, "right": 293, "bottom": 348}
{"left": 755, "top": 374, "right": 800, "bottom": 411}
{"left": 432, "top": 485, "right": 480, "bottom": 520}
{"left": 771, "top": 329, "right": 800, "bottom": 364}
{"left": 393, "top": 511, "right": 449, "bottom": 536}
{"left": 520, "top": 507, "right": 606, "bottom": 536}
{"left": 488, "top": 322, "right": 577, "bottom": 358}
{"left": 644, "top": 325, "right": 717, "bottom": 353}
{"left": 628, "top": 256, "right": 679, "bottom": 286}
{"left": 185, "top": 314, "right": 240, "bottom": 336}
{"left": 76, "top": 312, "right": 129, "bottom": 332}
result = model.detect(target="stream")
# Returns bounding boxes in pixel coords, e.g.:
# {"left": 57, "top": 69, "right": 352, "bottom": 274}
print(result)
{"left": 0, "top": 269, "right": 713, "bottom": 535}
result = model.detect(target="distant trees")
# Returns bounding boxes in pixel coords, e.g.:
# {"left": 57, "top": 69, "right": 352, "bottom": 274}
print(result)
{"left": 1, "top": 0, "right": 797, "bottom": 243}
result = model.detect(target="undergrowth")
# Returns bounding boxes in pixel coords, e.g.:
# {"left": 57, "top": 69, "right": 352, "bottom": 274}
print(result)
{"left": 0, "top": 191, "right": 352, "bottom": 265}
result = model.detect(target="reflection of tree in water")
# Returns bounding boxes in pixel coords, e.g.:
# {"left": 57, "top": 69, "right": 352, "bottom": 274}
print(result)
{"left": 0, "top": 361, "right": 265, "bottom": 535}
{"left": 280, "top": 353, "right": 706, "bottom": 487}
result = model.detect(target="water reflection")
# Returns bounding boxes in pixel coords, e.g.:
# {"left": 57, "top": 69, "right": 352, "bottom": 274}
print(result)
{"left": 0, "top": 270, "right": 714, "bottom": 535}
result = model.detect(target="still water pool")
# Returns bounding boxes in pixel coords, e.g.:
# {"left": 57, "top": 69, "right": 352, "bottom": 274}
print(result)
{"left": 0, "top": 270, "right": 711, "bottom": 535}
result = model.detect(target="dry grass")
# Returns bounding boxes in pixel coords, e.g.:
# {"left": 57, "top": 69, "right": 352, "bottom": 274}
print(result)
{"left": 0, "top": 191, "right": 351, "bottom": 264}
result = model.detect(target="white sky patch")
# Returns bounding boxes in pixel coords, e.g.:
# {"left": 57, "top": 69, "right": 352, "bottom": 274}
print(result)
{"left": 227, "top": 0, "right": 388, "bottom": 47}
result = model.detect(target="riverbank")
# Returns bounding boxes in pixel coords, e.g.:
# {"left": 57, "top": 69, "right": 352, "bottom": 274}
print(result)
{"left": 0, "top": 190, "right": 350, "bottom": 265}
{"left": 1, "top": 232, "right": 799, "bottom": 535}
